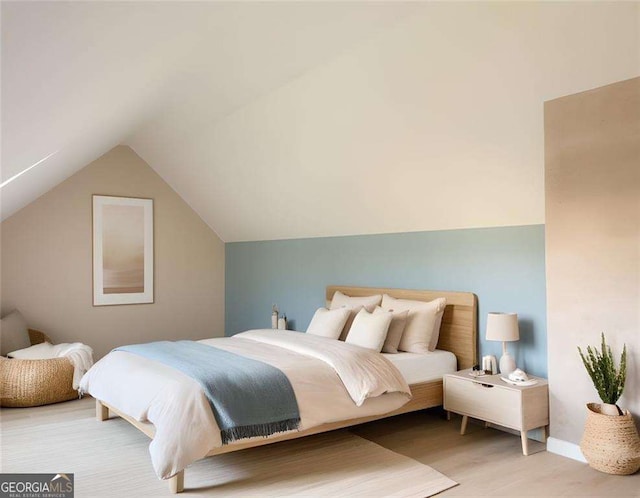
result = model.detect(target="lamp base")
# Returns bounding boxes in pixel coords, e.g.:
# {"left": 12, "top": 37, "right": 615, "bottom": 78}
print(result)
{"left": 499, "top": 350, "right": 516, "bottom": 375}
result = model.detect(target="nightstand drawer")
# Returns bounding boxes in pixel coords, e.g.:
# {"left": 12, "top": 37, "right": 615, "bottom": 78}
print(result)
{"left": 444, "top": 376, "right": 521, "bottom": 429}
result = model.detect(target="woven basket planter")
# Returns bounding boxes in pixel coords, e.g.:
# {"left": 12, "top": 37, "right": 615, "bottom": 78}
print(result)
{"left": 580, "top": 403, "right": 640, "bottom": 475}
{"left": 0, "top": 329, "right": 77, "bottom": 408}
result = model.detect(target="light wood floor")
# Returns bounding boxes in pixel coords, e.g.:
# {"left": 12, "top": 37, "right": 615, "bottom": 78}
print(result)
{"left": 2, "top": 398, "right": 639, "bottom": 497}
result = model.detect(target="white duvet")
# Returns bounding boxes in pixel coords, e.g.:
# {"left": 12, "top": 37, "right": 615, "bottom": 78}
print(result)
{"left": 79, "top": 330, "right": 411, "bottom": 479}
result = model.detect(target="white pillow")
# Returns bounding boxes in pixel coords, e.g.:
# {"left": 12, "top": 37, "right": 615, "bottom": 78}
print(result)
{"left": 8, "top": 342, "right": 55, "bottom": 359}
{"left": 330, "top": 290, "right": 382, "bottom": 310}
{"left": 345, "top": 308, "right": 393, "bottom": 352}
{"left": 329, "top": 291, "right": 382, "bottom": 340}
{"left": 0, "top": 309, "right": 31, "bottom": 357}
{"left": 306, "top": 308, "right": 351, "bottom": 339}
{"left": 382, "top": 295, "right": 447, "bottom": 353}
{"left": 374, "top": 307, "right": 409, "bottom": 354}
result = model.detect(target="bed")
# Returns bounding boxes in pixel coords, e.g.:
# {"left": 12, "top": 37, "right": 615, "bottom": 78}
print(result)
{"left": 85, "top": 286, "right": 477, "bottom": 494}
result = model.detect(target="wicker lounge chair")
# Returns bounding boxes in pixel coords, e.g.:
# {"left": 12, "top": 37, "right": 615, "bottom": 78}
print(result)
{"left": 0, "top": 329, "right": 77, "bottom": 407}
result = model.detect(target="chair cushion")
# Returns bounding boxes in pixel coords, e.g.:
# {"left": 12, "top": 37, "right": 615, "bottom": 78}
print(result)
{"left": 7, "top": 342, "right": 56, "bottom": 359}
{"left": 1, "top": 310, "right": 31, "bottom": 356}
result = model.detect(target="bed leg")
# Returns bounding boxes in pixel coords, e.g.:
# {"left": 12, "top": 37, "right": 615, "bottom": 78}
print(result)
{"left": 168, "top": 471, "right": 184, "bottom": 494}
{"left": 96, "top": 400, "right": 109, "bottom": 421}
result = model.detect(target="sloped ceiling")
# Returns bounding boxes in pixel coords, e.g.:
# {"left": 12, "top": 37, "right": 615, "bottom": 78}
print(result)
{"left": 3, "top": 2, "right": 639, "bottom": 242}
{"left": 1, "top": 1, "right": 416, "bottom": 224}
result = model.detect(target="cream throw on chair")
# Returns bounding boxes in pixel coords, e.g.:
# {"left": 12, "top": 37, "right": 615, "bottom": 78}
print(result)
{"left": 8, "top": 341, "right": 94, "bottom": 389}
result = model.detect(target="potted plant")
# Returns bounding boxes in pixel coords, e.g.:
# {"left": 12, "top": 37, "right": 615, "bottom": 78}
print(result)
{"left": 578, "top": 333, "right": 640, "bottom": 475}
{"left": 578, "top": 333, "right": 626, "bottom": 416}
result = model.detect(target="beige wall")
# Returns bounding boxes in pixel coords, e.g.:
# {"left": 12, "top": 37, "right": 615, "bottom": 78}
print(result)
{"left": 1, "top": 146, "right": 225, "bottom": 359}
{"left": 545, "top": 77, "right": 640, "bottom": 444}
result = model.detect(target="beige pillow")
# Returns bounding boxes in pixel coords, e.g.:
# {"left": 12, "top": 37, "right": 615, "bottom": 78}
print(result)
{"left": 0, "top": 309, "right": 31, "bottom": 357}
{"left": 374, "top": 307, "right": 409, "bottom": 354}
{"left": 306, "top": 308, "right": 351, "bottom": 339}
{"left": 345, "top": 308, "right": 393, "bottom": 352}
{"left": 329, "top": 291, "right": 382, "bottom": 340}
{"left": 382, "top": 295, "right": 447, "bottom": 353}
{"left": 429, "top": 309, "right": 446, "bottom": 351}
{"left": 336, "top": 304, "right": 367, "bottom": 341}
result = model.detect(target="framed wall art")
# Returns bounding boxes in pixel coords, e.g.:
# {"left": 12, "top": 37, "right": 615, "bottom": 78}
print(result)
{"left": 92, "top": 195, "right": 154, "bottom": 306}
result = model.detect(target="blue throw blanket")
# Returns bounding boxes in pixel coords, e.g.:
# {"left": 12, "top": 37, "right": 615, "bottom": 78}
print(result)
{"left": 115, "top": 341, "right": 300, "bottom": 444}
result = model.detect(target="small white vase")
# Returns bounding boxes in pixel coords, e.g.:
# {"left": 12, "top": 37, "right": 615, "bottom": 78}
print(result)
{"left": 600, "top": 403, "right": 622, "bottom": 416}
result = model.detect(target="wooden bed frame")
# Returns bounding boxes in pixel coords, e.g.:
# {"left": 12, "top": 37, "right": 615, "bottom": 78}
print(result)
{"left": 95, "top": 285, "right": 477, "bottom": 494}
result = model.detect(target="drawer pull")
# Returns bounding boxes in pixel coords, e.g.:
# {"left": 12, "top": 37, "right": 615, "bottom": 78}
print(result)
{"left": 474, "top": 383, "right": 494, "bottom": 388}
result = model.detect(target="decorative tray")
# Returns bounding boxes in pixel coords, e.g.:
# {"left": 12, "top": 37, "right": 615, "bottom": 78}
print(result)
{"left": 500, "top": 377, "right": 538, "bottom": 387}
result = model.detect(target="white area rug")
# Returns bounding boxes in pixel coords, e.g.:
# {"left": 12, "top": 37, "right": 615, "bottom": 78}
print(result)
{"left": 2, "top": 412, "right": 457, "bottom": 497}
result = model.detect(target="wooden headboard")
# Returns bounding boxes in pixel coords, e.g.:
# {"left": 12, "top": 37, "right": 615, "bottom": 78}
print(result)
{"left": 326, "top": 285, "right": 478, "bottom": 370}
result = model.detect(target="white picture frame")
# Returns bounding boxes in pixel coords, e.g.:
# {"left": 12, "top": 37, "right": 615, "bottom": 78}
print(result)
{"left": 92, "top": 195, "right": 154, "bottom": 306}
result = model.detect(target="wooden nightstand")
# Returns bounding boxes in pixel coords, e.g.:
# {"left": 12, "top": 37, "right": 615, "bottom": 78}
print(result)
{"left": 443, "top": 368, "right": 549, "bottom": 455}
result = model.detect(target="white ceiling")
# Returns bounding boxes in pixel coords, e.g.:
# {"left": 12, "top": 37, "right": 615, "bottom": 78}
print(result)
{"left": 2, "top": 2, "right": 639, "bottom": 241}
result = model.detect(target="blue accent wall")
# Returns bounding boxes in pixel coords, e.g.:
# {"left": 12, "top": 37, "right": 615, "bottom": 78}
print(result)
{"left": 226, "top": 225, "right": 547, "bottom": 377}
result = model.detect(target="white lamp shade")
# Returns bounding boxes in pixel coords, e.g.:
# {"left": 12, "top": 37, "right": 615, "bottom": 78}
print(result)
{"left": 486, "top": 312, "right": 519, "bottom": 342}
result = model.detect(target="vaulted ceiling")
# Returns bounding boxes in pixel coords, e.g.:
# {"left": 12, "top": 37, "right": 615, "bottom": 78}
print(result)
{"left": 2, "top": 2, "right": 639, "bottom": 241}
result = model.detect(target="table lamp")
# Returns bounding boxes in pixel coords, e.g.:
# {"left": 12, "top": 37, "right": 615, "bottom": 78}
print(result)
{"left": 486, "top": 312, "right": 519, "bottom": 374}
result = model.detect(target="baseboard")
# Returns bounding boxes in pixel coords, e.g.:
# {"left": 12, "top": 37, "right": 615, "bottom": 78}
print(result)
{"left": 546, "top": 437, "right": 587, "bottom": 463}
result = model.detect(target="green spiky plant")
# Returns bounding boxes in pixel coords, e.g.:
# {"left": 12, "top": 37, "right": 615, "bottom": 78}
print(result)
{"left": 578, "top": 333, "right": 626, "bottom": 413}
